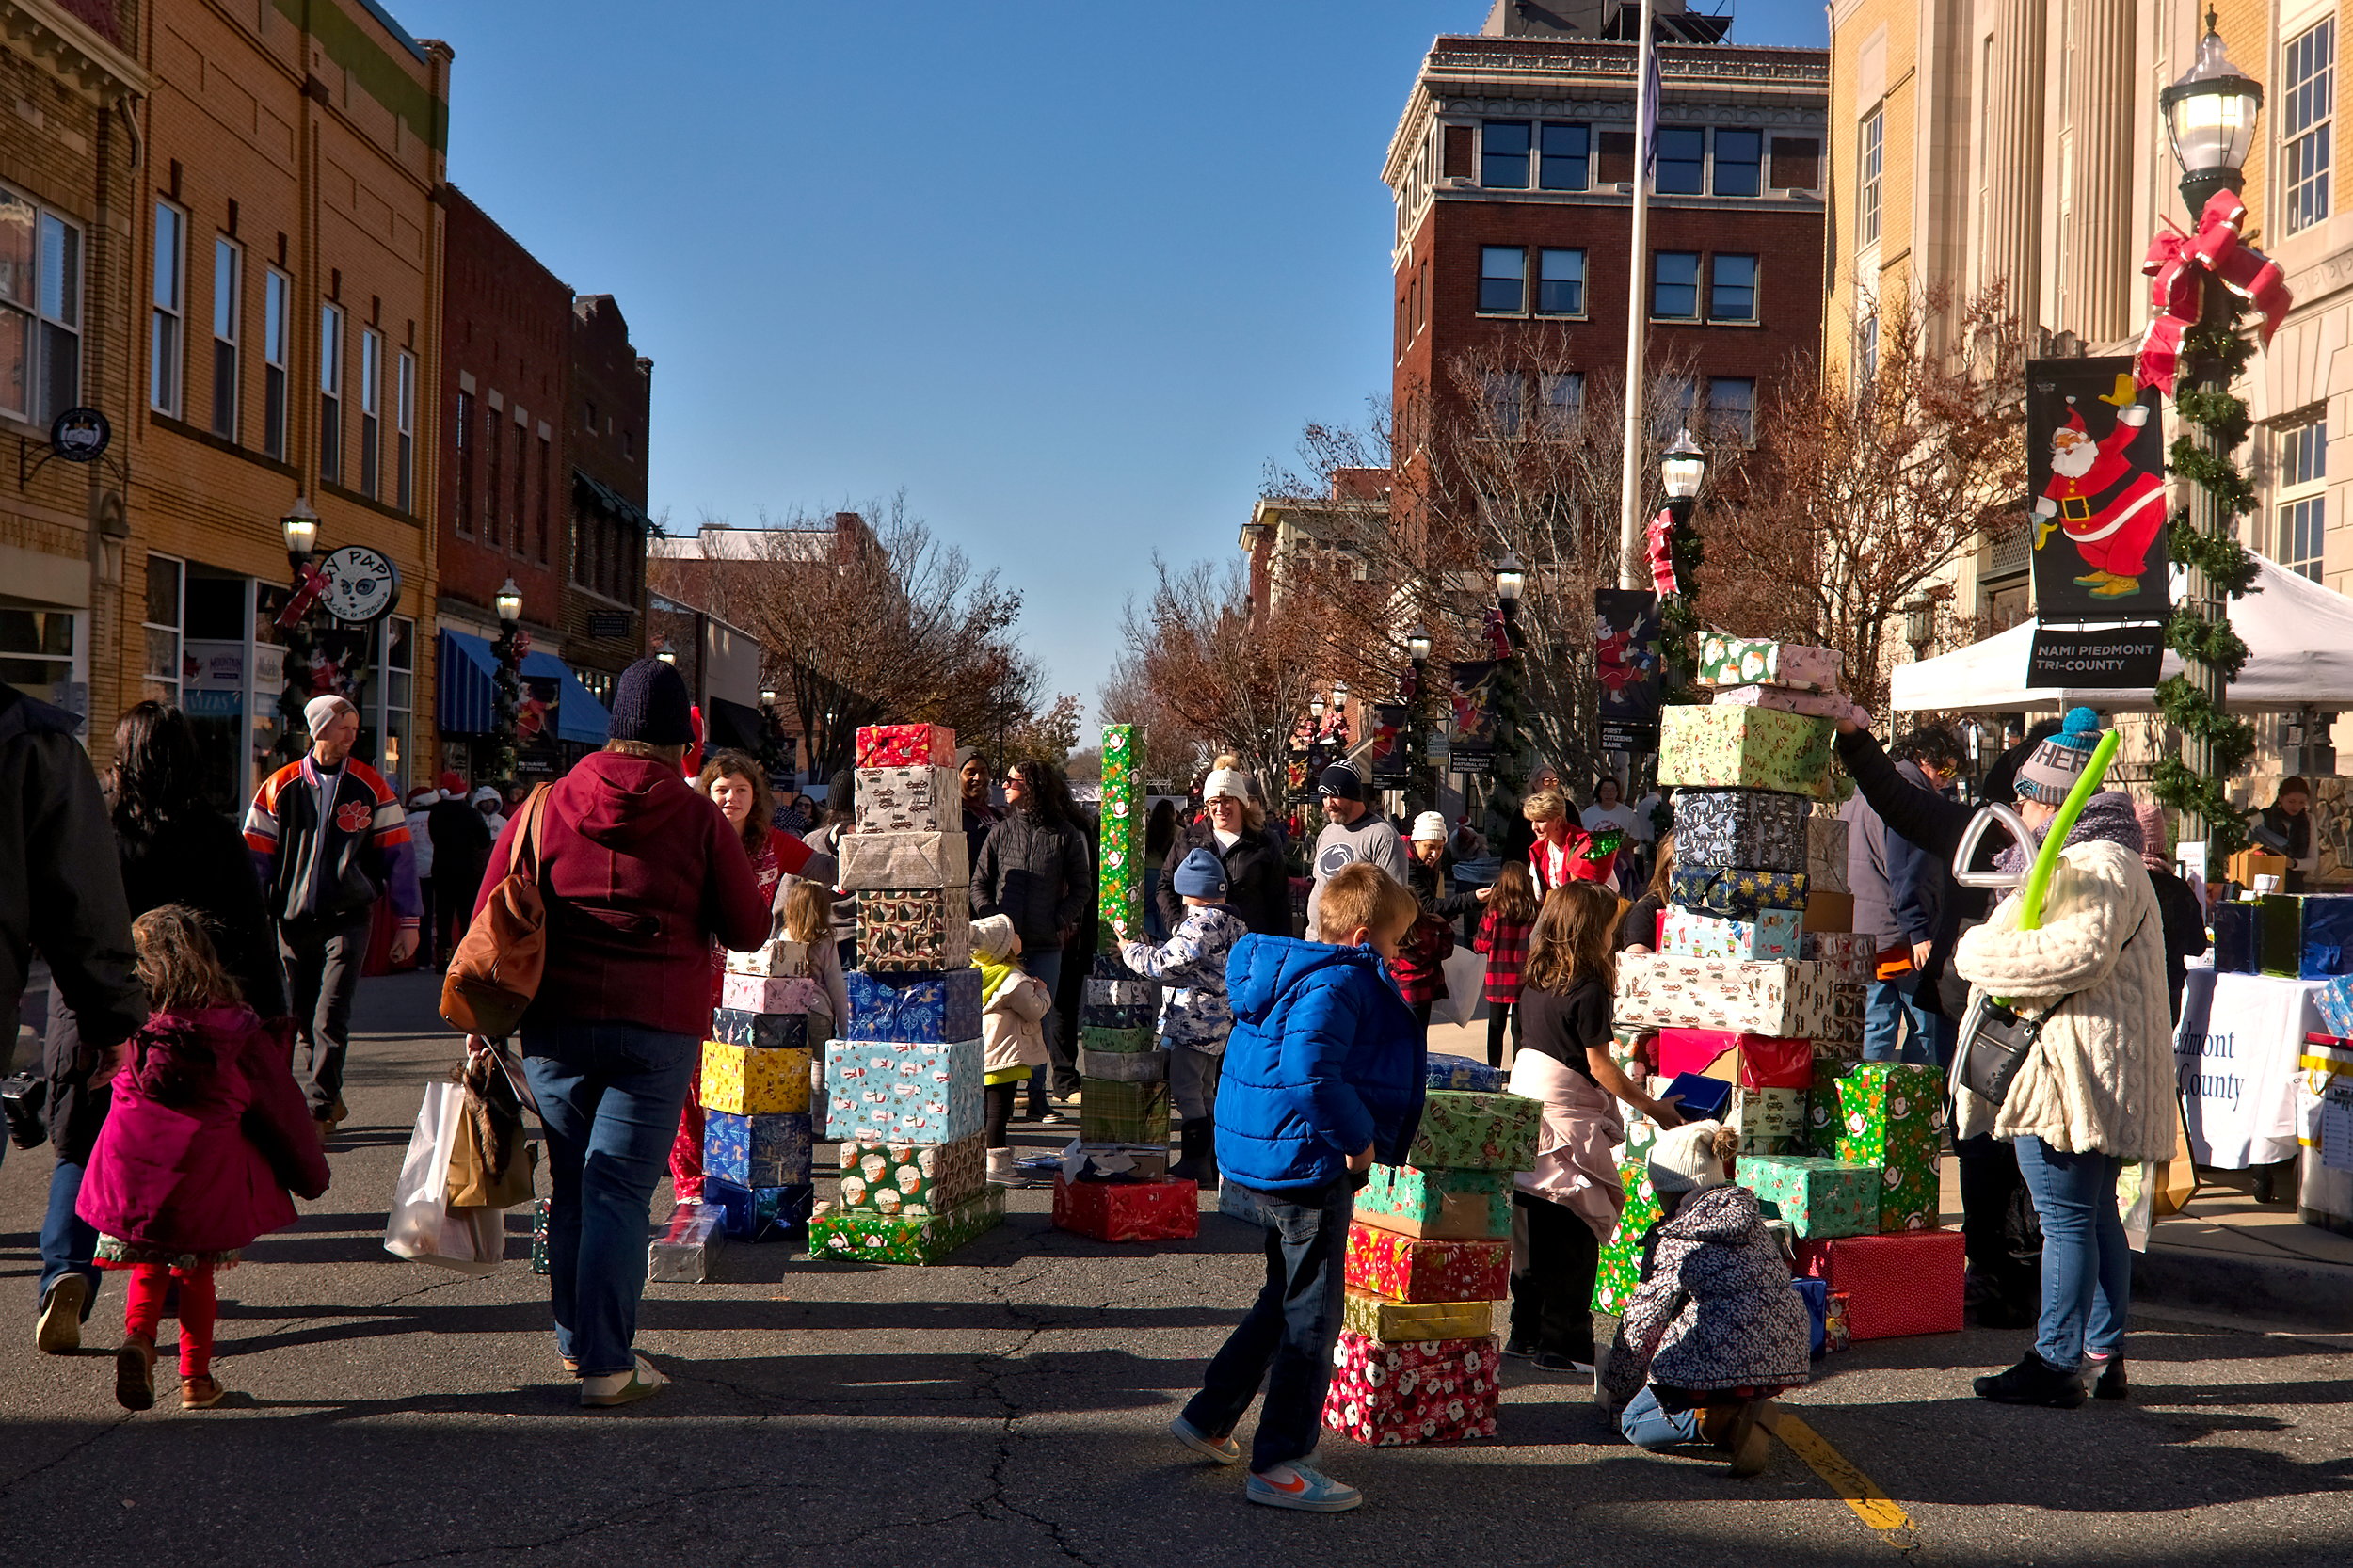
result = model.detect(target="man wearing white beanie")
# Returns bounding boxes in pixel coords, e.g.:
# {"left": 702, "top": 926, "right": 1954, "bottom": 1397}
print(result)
{"left": 244, "top": 692, "right": 422, "bottom": 1134}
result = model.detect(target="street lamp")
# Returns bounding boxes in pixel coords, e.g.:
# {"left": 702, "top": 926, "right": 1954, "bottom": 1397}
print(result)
{"left": 280, "top": 495, "right": 320, "bottom": 572}
{"left": 495, "top": 577, "right": 523, "bottom": 630}
{"left": 1903, "top": 598, "right": 1936, "bottom": 660}
{"left": 1405, "top": 625, "right": 1433, "bottom": 808}
{"left": 1406, "top": 625, "right": 1433, "bottom": 664}
{"left": 2162, "top": 12, "right": 2263, "bottom": 214}
{"left": 1659, "top": 428, "right": 1708, "bottom": 502}
{"left": 1494, "top": 552, "right": 1526, "bottom": 609}
{"left": 491, "top": 578, "right": 524, "bottom": 781}
{"left": 1310, "top": 693, "right": 1326, "bottom": 722}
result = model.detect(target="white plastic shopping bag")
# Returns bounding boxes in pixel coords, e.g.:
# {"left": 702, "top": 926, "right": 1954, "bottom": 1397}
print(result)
{"left": 384, "top": 1080, "right": 506, "bottom": 1274}
{"left": 1437, "top": 947, "right": 1490, "bottom": 1029}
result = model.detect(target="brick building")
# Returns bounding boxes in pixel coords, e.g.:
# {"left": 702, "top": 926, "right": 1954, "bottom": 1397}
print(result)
{"left": 564, "top": 292, "right": 652, "bottom": 711}
{"left": 1384, "top": 14, "right": 1828, "bottom": 470}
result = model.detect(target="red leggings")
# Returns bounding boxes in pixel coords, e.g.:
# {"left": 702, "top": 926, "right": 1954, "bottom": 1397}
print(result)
{"left": 124, "top": 1263, "right": 216, "bottom": 1379}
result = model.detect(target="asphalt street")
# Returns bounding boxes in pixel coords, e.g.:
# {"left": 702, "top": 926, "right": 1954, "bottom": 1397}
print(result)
{"left": 4, "top": 970, "right": 2351, "bottom": 1568}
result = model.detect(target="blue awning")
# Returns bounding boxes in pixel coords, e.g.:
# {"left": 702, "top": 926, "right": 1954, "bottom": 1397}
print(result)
{"left": 436, "top": 629, "right": 498, "bottom": 735}
{"left": 523, "top": 649, "right": 613, "bottom": 746}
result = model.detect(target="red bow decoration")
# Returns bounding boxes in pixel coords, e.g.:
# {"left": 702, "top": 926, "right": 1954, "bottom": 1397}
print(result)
{"left": 2136, "top": 188, "right": 2293, "bottom": 395}
{"left": 1644, "top": 506, "right": 1679, "bottom": 597}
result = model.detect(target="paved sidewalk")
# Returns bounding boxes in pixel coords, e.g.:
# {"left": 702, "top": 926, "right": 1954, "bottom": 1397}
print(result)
{"left": 3, "top": 975, "right": 2351, "bottom": 1568}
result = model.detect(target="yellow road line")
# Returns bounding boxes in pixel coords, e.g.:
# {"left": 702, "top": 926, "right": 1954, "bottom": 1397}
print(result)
{"left": 1763, "top": 1407, "right": 1920, "bottom": 1550}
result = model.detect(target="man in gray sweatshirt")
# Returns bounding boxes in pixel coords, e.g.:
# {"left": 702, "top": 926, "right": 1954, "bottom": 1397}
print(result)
{"left": 1305, "top": 763, "right": 1411, "bottom": 940}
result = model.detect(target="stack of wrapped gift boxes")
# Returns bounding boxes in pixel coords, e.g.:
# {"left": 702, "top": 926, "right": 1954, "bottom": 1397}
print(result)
{"left": 2211, "top": 890, "right": 2353, "bottom": 982}
{"left": 701, "top": 941, "right": 831, "bottom": 1244}
{"left": 1324, "top": 1084, "right": 1538, "bottom": 1447}
{"left": 808, "top": 724, "right": 1003, "bottom": 1264}
{"left": 1058, "top": 722, "right": 1199, "bottom": 1242}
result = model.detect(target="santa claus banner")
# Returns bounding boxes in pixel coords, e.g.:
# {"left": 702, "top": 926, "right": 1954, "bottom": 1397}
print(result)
{"left": 2025, "top": 356, "right": 2171, "bottom": 623}
{"left": 1369, "top": 703, "right": 1413, "bottom": 785}
{"left": 1593, "top": 588, "right": 1664, "bottom": 754}
{"left": 1447, "top": 661, "right": 1499, "bottom": 776}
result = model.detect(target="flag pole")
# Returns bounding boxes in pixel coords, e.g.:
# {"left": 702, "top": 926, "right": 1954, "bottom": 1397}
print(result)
{"left": 1616, "top": 0, "right": 1658, "bottom": 590}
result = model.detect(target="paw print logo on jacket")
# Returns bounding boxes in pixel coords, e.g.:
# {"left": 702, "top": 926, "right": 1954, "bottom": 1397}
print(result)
{"left": 336, "top": 799, "right": 374, "bottom": 833}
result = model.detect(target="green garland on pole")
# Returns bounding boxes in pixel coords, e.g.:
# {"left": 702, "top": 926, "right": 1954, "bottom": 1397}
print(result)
{"left": 2151, "top": 316, "right": 2260, "bottom": 859}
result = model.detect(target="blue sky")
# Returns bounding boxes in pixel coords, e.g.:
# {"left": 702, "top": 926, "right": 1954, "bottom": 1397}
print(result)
{"left": 395, "top": 0, "right": 1827, "bottom": 718}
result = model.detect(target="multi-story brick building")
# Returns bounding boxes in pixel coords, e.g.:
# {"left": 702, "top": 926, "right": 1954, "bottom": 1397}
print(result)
{"left": 0, "top": 2, "right": 144, "bottom": 744}
{"left": 1384, "top": 12, "right": 1828, "bottom": 480}
{"left": 564, "top": 292, "right": 651, "bottom": 712}
{"left": 120, "top": 0, "right": 449, "bottom": 801}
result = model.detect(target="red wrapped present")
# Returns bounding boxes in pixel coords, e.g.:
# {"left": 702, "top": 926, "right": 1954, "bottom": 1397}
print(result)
{"left": 1321, "top": 1330, "right": 1500, "bottom": 1447}
{"left": 856, "top": 723, "right": 956, "bottom": 768}
{"left": 1655, "top": 1029, "right": 1812, "bottom": 1089}
{"left": 1051, "top": 1176, "right": 1199, "bottom": 1242}
{"left": 1342, "top": 1223, "right": 1509, "bottom": 1304}
{"left": 1794, "top": 1229, "right": 1963, "bottom": 1340}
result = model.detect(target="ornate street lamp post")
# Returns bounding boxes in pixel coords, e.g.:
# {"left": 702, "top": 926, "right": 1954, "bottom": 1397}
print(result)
{"left": 493, "top": 577, "right": 523, "bottom": 781}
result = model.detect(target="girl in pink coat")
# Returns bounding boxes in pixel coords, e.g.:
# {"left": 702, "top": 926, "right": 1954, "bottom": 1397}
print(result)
{"left": 77, "top": 906, "right": 331, "bottom": 1411}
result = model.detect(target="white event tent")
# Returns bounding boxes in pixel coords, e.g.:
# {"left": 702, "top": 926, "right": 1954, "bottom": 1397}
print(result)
{"left": 1890, "top": 552, "right": 2353, "bottom": 712}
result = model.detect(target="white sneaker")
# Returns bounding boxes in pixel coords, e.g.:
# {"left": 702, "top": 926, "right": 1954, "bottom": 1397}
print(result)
{"left": 986, "top": 1148, "right": 1018, "bottom": 1187}
{"left": 580, "top": 1354, "right": 668, "bottom": 1408}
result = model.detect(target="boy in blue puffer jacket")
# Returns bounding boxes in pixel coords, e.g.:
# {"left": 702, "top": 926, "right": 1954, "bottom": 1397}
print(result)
{"left": 1168, "top": 862, "right": 1426, "bottom": 1514}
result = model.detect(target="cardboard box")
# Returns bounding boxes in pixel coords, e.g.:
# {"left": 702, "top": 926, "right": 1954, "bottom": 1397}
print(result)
{"left": 2318, "top": 974, "right": 2353, "bottom": 1039}
{"left": 1804, "top": 1060, "right": 1849, "bottom": 1157}
{"left": 1078, "top": 1001, "right": 1156, "bottom": 1032}
{"left": 1710, "top": 683, "right": 1853, "bottom": 718}
{"left": 2227, "top": 847, "right": 2290, "bottom": 887}
{"left": 1051, "top": 1175, "right": 1200, "bottom": 1242}
{"left": 1807, "top": 817, "right": 1851, "bottom": 894}
{"left": 724, "top": 937, "right": 812, "bottom": 978}
{"left": 1668, "top": 866, "right": 1812, "bottom": 919}
{"left": 855, "top": 888, "right": 973, "bottom": 973}
{"left": 702, "top": 1177, "right": 814, "bottom": 1241}
{"left": 2302, "top": 894, "right": 2353, "bottom": 980}
{"left": 1655, "top": 1029, "right": 1812, "bottom": 1089}
{"left": 839, "top": 830, "right": 970, "bottom": 892}
{"left": 1427, "top": 1052, "right": 1510, "bottom": 1093}
{"left": 808, "top": 1184, "right": 1005, "bottom": 1265}
{"left": 1322, "top": 1332, "right": 1500, "bottom": 1447}
{"left": 1072, "top": 1144, "right": 1170, "bottom": 1181}
{"left": 836, "top": 1133, "right": 987, "bottom": 1215}
{"left": 1696, "top": 634, "right": 1844, "bottom": 693}
{"left": 720, "top": 972, "right": 826, "bottom": 1016}
{"left": 1659, "top": 704, "right": 1834, "bottom": 798}
{"left": 647, "top": 1200, "right": 724, "bottom": 1285}
{"left": 703, "top": 1111, "right": 813, "bottom": 1190}
{"left": 1592, "top": 1159, "right": 1662, "bottom": 1314}
{"left": 1403, "top": 1090, "right": 1543, "bottom": 1172}
{"left": 711, "top": 1007, "right": 812, "bottom": 1051}
{"left": 1340, "top": 1289, "right": 1494, "bottom": 1344}
{"left": 1079, "top": 1077, "right": 1172, "bottom": 1146}
{"left": 1801, "top": 931, "right": 1877, "bottom": 986}
{"left": 1739, "top": 1155, "right": 1881, "bottom": 1239}
{"left": 1794, "top": 1229, "right": 1964, "bottom": 1339}
{"left": 2213, "top": 901, "right": 2257, "bottom": 974}
{"left": 845, "top": 968, "right": 984, "bottom": 1046}
{"left": 855, "top": 723, "right": 956, "bottom": 768}
{"left": 1098, "top": 724, "right": 1146, "bottom": 943}
{"left": 1731, "top": 1085, "right": 1809, "bottom": 1154}
{"left": 1079, "top": 1050, "right": 1168, "bottom": 1082}
{"left": 1613, "top": 953, "right": 1844, "bottom": 1036}
{"left": 1356, "top": 1163, "right": 1513, "bottom": 1240}
{"left": 855, "top": 765, "right": 961, "bottom": 834}
{"left": 1833, "top": 1063, "right": 1945, "bottom": 1233}
{"left": 823, "top": 1038, "right": 984, "bottom": 1144}
{"left": 700, "top": 1042, "right": 812, "bottom": 1116}
{"left": 1343, "top": 1223, "right": 1511, "bottom": 1304}
{"left": 1660, "top": 906, "right": 1803, "bottom": 962}
{"left": 1084, "top": 977, "right": 1157, "bottom": 1007}
{"left": 1078, "top": 1023, "right": 1156, "bottom": 1054}
{"left": 1672, "top": 789, "right": 1810, "bottom": 873}
{"left": 529, "top": 1197, "right": 550, "bottom": 1276}
{"left": 1803, "top": 891, "right": 1856, "bottom": 934}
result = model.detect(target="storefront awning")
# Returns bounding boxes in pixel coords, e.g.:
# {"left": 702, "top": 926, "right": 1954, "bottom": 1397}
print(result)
{"left": 705, "top": 696, "right": 766, "bottom": 754}
{"left": 436, "top": 629, "right": 498, "bottom": 735}
{"left": 523, "top": 650, "right": 613, "bottom": 745}
{"left": 573, "top": 468, "right": 656, "bottom": 536}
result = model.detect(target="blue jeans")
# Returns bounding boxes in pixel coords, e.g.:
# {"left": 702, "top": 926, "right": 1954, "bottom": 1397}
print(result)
{"left": 2013, "top": 1134, "right": 2132, "bottom": 1370}
{"left": 1023, "top": 947, "right": 1076, "bottom": 1111}
{"left": 1865, "top": 973, "right": 1951, "bottom": 1067}
{"left": 1620, "top": 1384, "right": 1704, "bottom": 1448}
{"left": 522, "top": 1022, "right": 696, "bottom": 1379}
{"left": 1183, "top": 1177, "right": 1353, "bottom": 1472}
{"left": 39, "top": 1157, "right": 101, "bottom": 1317}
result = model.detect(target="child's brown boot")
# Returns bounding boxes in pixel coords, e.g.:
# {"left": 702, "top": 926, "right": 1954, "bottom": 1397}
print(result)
{"left": 181, "top": 1375, "right": 227, "bottom": 1410}
{"left": 114, "top": 1336, "right": 156, "bottom": 1411}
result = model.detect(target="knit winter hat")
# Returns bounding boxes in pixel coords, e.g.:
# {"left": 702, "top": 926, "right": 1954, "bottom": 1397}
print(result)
{"left": 303, "top": 694, "right": 354, "bottom": 737}
{"left": 1203, "top": 766, "right": 1250, "bottom": 802}
{"left": 2011, "top": 706, "right": 2106, "bottom": 805}
{"left": 608, "top": 657, "right": 695, "bottom": 745}
{"left": 1173, "top": 846, "right": 1228, "bottom": 899}
{"left": 1411, "top": 810, "right": 1449, "bottom": 843}
{"left": 2133, "top": 800, "right": 2169, "bottom": 872}
{"left": 1648, "top": 1120, "right": 1735, "bottom": 1194}
{"left": 969, "top": 913, "right": 1017, "bottom": 964}
{"left": 1317, "top": 763, "right": 1367, "bottom": 802}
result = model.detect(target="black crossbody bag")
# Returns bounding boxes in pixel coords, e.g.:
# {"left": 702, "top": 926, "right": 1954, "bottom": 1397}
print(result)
{"left": 1954, "top": 911, "right": 2148, "bottom": 1108}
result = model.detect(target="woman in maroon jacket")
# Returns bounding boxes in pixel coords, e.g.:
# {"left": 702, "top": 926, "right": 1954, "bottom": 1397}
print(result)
{"left": 476, "top": 659, "right": 769, "bottom": 1408}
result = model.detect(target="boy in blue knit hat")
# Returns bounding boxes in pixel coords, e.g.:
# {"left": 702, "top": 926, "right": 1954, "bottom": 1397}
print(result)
{"left": 1112, "top": 847, "right": 1250, "bottom": 1188}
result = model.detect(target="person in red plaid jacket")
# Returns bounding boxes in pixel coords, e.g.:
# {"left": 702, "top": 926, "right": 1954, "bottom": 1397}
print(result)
{"left": 1473, "top": 859, "right": 1539, "bottom": 1068}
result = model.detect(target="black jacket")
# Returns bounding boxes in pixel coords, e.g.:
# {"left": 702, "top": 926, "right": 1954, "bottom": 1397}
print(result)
{"left": 2148, "top": 865, "right": 2210, "bottom": 1022}
{"left": 1156, "top": 817, "right": 1292, "bottom": 938}
{"left": 1405, "top": 851, "right": 1481, "bottom": 941}
{"left": 117, "top": 811, "right": 286, "bottom": 1019}
{"left": 971, "top": 808, "right": 1093, "bottom": 952}
{"left": 427, "top": 795, "right": 494, "bottom": 903}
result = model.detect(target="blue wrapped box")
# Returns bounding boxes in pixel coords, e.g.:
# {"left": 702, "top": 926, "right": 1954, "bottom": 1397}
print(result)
{"left": 1426, "top": 1053, "right": 1508, "bottom": 1093}
{"left": 712, "top": 1007, "right": 809, "bottom": 1050}
{"left": 845, "top": 968, "right": 983, "bottom": 1045}
{"left": 2214, "top": 902, "right": 2257, "bottom": 975}
{"left": 2300, "top": 894, "right": 2353, "bottom": 979}
{"left": 2319, "top": 975, "right": 2353, "bottom": 1039}
{"left": 823, "top": 1037, "right": 985, "bottom": 1144}
{"left": 703, "top": 1177, "right": 815, "bottom": 1241}
{"left": 703, "top": 1111, "right": 812, "bottom": 1189}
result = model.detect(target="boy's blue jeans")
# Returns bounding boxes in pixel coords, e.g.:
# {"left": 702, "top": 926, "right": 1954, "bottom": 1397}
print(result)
{"left": 1621, "top": 1384, "right": 1704, "bottom": 1448}
{"left": 1183, "top": 1176, "right": 1353, "bottom": 1473}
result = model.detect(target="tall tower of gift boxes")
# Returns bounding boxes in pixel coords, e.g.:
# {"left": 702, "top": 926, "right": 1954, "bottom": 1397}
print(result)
{"left": 808, "top": 724, "right": 1003, "bottom": 1264}
{"left": 702, "top": 943, "right": 829, "bottom": 1243}
{"left": 1055, "top": 723, "right": 1200, "bottom": 1242}
{"left": 1600, "top": 634, "right": 1962, "bottom": 1341}
{"left": 1324, "top": 1075, "right": 1538, "bottom": 1447}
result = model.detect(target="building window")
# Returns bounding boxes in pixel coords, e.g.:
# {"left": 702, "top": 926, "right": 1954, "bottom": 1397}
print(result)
{"left": 2284, "top": 19, "right": 2334, "bottom": 235}
{"left": 151, "top": 200, "right": 185, "bottom": 416}
{"left": 1481, "top": 120, "right": 1531, "bottom": 187}
{"left": 1656, "top": 127, "right": 1705, "bottom": 195}
{"left": 0, "top": 189, "right": 83, "bottom": 424}
{"left": 454, "top": 389, "right": 474, "bottom": 536}
{"left": 1539, "top": 123, "right": 1589, "bottom": 190}
{"left": 0, "top": 604, "right": 75, "bottom": 711}
{"left": 583, "top": 399, "right": 596, "bottom": 432}
{"left": 1707, "top": 376, "right": 1757, "bottom": 444}
{"left": 318, "top": 303, "right": 344, "bottom": 483}
{"left": 1481, "top": 370, "right": 1527, "bottom": 438}
{"left": 359, "top": 328, "right": 382, "bottom": 499}
{"left": 1857, "top": 312, "right": 1881, "bottom": 383}
{"left": 210, "top": 238, "right": 240, "bottom": 440}
{"left": 1713, "top": 128, "right": 1763, "bottom": 196}
{"left": 1652, "top": 251, "right": 1701, "bottom": 318}
{"left": 1480, "top": 246, "right": 1528, "bottom": 313}
{"left": 381, "top": 616, "right": 412, "bottom": 793}
{"left": 485, "top": 398, "right": 503, "bottom": 547}
{"left": 2278, "top": 419, "right": 2329, "bottom": 579}
{"left": 537, "top": 431, "right": 552, "bottom": 562}
{"left": 1535, "top": 248, "right": 1586, "bottom": 316}
{"left": 142, "top": 552, "right": 184, "bottom": 706}
{"left": 1859, "top": 109, "right": 1884, "bottom": 247}
{"left": 1709, "top": 253, "right": 1759, "bottom": 321}
{"left": 1539, "top": 371, "right": 1584, "bottom": 431}
{"left": 263, "top": 268, "right": 290, "bottom": 459}
{"left": 512, "top": 417, "right": 529, "bottom": 555}
{"left": 395, "top": 351, "right": 416, "bottom": 513}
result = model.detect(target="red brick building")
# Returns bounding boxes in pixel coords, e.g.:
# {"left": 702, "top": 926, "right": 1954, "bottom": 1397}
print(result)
{"left": 1385, "top": 26, "right": 1828, "bottom": 457}
{"left": 564, "top": 293, "right": 654, "bottom": 711}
